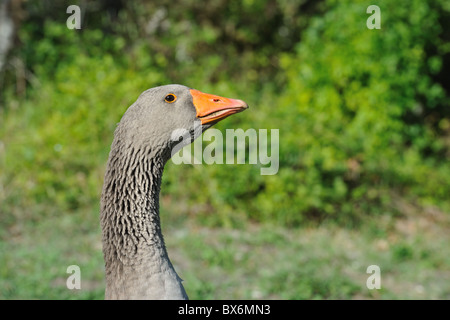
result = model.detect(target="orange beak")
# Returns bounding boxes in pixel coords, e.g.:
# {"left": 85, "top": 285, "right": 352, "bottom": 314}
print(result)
{"left": 190, "top": 89, "right": 248, "bottom": 125}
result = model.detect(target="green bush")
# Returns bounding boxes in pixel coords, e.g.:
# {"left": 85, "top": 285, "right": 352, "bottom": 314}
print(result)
{"left": 162, "top": 0, "right": 450, "bottom": 226}
{"left": 0, "top": 22, "right": 167, "bottom": 220}
{"left": 258, "top": 0, "right": 450, "bottom": 222}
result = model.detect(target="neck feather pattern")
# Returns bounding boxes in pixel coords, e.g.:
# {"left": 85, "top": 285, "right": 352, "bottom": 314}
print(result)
{"left": 100, "top": 139, "right": 187, "bottom": 299}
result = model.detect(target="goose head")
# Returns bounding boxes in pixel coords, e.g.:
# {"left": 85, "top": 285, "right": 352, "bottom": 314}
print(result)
{"left": 115, "top": 84, "right": 248, "bottom": 162}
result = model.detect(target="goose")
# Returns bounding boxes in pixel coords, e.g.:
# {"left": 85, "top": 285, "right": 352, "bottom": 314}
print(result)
{"left": 100, "top": 84, "right": 248, "bottom": 299}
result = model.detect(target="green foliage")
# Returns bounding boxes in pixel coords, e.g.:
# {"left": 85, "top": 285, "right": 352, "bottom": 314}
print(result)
{"left": 162, "top": 0, "right": 450, "bottom": 226}
{"left": 245, "top": 0, "right": 450, "bottom": 224}
{"left": 1, "top": 41, "right": 163, "bottom": 217}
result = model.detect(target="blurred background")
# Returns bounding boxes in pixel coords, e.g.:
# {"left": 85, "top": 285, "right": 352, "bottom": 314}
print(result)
{"left": 0, "top": 0, "right": 449, "bottom": 299}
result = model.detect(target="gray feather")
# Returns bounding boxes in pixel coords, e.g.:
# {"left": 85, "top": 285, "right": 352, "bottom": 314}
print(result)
{"left": 100, "top": 85, "right": 195, "bottom": 300}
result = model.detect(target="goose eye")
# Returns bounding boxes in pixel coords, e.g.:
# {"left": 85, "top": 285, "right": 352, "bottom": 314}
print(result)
{"left": 164, "top": 94, "right": 177, "bottom": 103}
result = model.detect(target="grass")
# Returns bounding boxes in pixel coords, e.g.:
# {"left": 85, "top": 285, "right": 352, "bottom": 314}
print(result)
{"left": 1, "top": 194, "right": 449, "bottom": 299}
